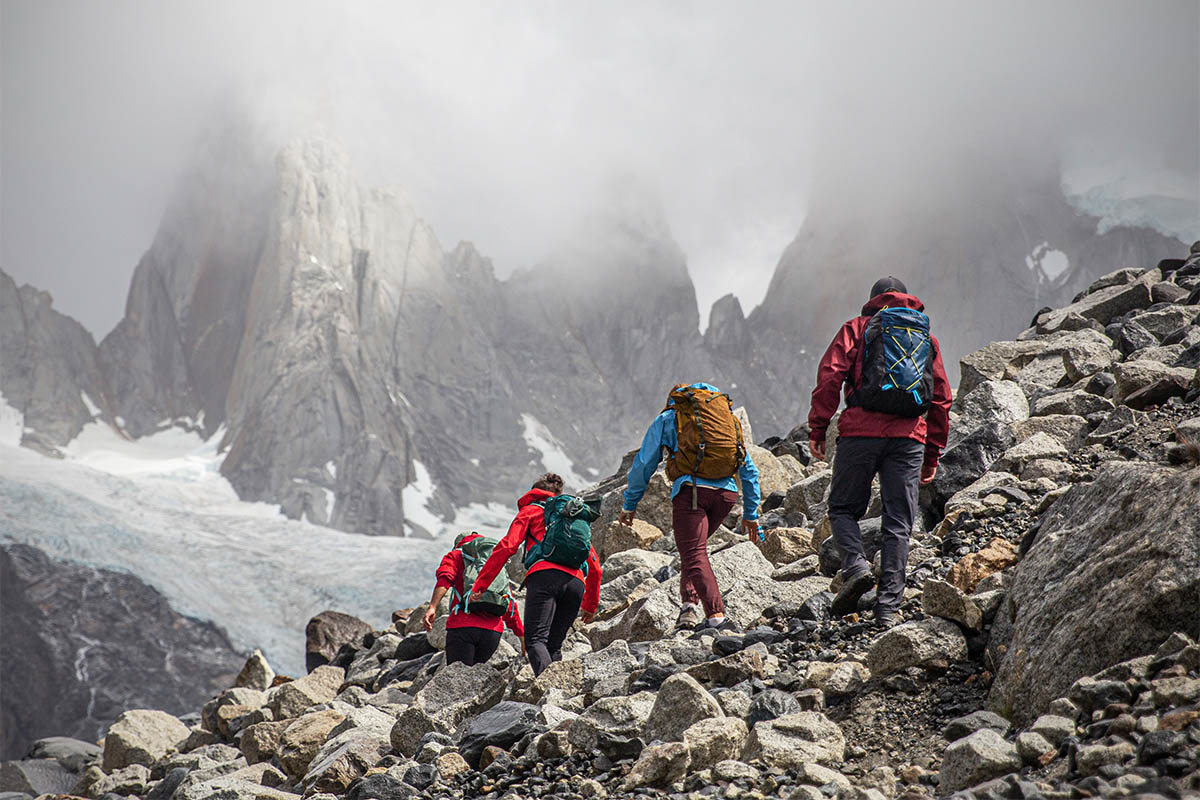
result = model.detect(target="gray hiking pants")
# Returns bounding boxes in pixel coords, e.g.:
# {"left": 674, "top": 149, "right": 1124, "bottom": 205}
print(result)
{"left": 827, "top": 436, "right": 924, "bottom": 615}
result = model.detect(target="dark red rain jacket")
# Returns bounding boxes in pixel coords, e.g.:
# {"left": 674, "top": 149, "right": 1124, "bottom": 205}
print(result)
{"left": 808, "top": 291, "right": 952, "bottom": 465}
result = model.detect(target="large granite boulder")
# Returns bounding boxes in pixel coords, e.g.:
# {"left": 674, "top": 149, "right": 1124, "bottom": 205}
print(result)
{"left": 990, "top": 463, "right": 1200, "bottom": 724}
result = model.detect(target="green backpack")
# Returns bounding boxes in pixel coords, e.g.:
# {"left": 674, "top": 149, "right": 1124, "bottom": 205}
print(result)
{"left": 451, "top": 533, "right": 513, "bottom": 617}
{"left": 524, "top": 495, "right": 600, "bottom": 572}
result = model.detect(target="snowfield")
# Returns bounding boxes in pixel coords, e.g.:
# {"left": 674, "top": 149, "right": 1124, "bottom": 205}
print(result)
{"left": 0, "top": 405, "right": 515, "bottom": 676}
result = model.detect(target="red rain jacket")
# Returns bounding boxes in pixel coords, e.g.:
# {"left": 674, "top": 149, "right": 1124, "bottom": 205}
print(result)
{"left": 808, "top": 291, "right": 952, "bottom": 466}
{"left": 474, "top": 488, "right": 602, "bottom": 615}
{"left": 435, "top": 533, "right": 524, "bottom": 637}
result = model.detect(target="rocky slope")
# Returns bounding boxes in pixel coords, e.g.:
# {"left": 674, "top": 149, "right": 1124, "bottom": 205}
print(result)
{"left": 0, "top": 132, "right": 1186, "bottom": 537}
{"left": 0, "top": 544, "right": 242, "bottom": 761}
{"left": 6, "top": 243, "right": 1197, "bottom": 799}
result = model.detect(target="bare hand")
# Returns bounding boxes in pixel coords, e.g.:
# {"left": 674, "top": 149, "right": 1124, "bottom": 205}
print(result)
{"left": 579, "top": 610, "right": 595, "bottom": 624}
{"left": 617, "top": 509, "right": 635, "bottom": 526}
{"left": 422, "top": 605, "right": 436, "bottom": 632}
{"left": 809, "top": 437, "right": 826, "bottom": 462}
{"left": 742, "top": 518, "right": 763, "bottom": 542}
{"left": 520, "top": 638, "right": 527, "bottom": 657}
{"left": 469, "top": 591, "right": 484, "bottom": 604}
{"left": 920, "top": 462, "right": 938, "bottom": 485}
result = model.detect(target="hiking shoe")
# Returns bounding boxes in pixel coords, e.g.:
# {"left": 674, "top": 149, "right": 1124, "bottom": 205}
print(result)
{"left": 873, "top": 610, "right": 899, "bottom": 629}
{"left": 831, "top": 571, "right": 876, "bottom": 617}
{"left": 692, "top": 617, "right": 739, "bottom": 634}
{"left": 674, "top": 605, "right": 703, "bottom": 630}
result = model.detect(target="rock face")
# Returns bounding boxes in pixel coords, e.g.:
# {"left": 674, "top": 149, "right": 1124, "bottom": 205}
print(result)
{"left": 990, "top": 463, "right": 1200, "bottom": 724}
{"left": 0, "top": 544, "right": 241, "bottom": 760}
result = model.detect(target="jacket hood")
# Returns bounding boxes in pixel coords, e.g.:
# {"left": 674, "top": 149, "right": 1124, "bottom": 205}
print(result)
{"left": 861, "top": 291, "right": 925, "bottom": 316}
{"left": 518, "top": 488, "right": 558, "bottom": 508}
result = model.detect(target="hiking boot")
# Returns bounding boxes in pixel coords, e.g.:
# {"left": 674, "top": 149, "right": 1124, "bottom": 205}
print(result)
{"left": 674, "top": 605, "right": 703, "bottom": 630}
{"left": 831, "top": 570, "right": 876, "bottom": 617}
{"left": 873, "top": 609, "right": 899, "bottom": 629}
{"left": 692, "top": 617, "right": 739, "bottom": 634}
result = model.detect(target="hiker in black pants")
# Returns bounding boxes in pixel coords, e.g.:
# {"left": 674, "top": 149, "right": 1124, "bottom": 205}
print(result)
{"left": 808, "top": 277, "right": 952, "bottom": 626}
{"left": 472, "top": 473, "right": 602, "bottom": 675}
{"left": 424, "top": 532, "right": 524, "bottom": 667}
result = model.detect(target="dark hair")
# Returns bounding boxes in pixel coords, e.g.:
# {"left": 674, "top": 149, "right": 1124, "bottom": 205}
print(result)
{"left": 532, "top": 472, "right": 564, "bottom": 494}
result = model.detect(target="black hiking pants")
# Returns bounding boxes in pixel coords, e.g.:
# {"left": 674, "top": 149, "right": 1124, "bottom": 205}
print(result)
{"left": 523, "top": 568, "right": 585, "bottom": 676}
{"left": 444, "top": 626, "right": 502, "bottom": 667}
{"left": 828, "top": 436, "right": 923, "bottom": 615}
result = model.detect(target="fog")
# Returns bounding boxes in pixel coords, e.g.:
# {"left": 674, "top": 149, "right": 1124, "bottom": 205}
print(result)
{"left": 2, "top": 0, "right": 1196, "bottom": 336}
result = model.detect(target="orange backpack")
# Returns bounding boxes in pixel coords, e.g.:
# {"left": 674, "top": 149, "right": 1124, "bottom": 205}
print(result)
{"left": 664, "top": 385, "right": 745, "bottom": 481}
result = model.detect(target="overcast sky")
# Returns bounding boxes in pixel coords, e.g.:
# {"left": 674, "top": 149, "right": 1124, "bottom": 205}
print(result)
{"left": 2, "top": 1, "right": 1197, "bottom": 336}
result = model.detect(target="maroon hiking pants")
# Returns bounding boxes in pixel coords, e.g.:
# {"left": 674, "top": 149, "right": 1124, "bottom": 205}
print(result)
{"left": 672, "top": 486, "right": 738, "bottom": 616}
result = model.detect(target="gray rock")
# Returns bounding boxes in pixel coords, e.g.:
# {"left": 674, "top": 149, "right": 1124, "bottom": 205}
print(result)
{"left": 101, "top": 709, "right": 191, "bottom": 771}
{"left": 24, "top": 737, "right": 101, "bottom": 773}
{"left": 1029, "top": 389, "right": 1114, "bottom": 417}
{"left": 269, "top": 665, "right": 345, "bottom": 719}
{"left": 1029, "top": 714, "right": 1075, "bottom": 747}
{"left": 681, "top": 717, "right": 747, "bottom": 771}
{"left": 1036, "top": 277, "right": 1153, "bottom": 333}
{"left": 579, "top": 640, "right": 639, "bottom": 696}
{"left": 566, "top": 691, "right": 656, "bottom": 754}
{"left": 234, "top": 650, "right": 276, "bottom": 692}
{"left": 1075, "top": 740, "right": 1135, "bottom": 777}
{"left": 600, "top": 550, "right": 673, "bottom": 584}
{"left": 949, "top": 380, "right": 1029, "bottom": 447}
{"left": 959, "top": 341, "right": 1045, "bottom": 398}
{"left": 994, "top": 432, "right": 1068, "bottom": 473}
{"left": 305, "top": 611, "right": 372, "bottom": 671}
{"left": 939, "top": 729, "right": 1021, "bottom": 793}
{"left": 1130, "top": 305, "right": 1197, "bottom": 339}
{"left": 866, "top": 618, "right": 968, "bottom": 677}
{"left": 643, "top": 673, "right": 723, "bottom": 742}
{"left": 1015, "top": 730, "right": 1056, "bottom": 764}
{"left": 942, "top": 710, "right": 1010, "bottom": 741}
{"left": 742, "top": 711, "right": 845, "bottom": 768}
{"left": 771, "top": 554, "right": 821, "bottom": 581}
{"left": 0, "top": 759, "right": 78, "bottom": 796}
{"left": 1112, "top": 360, "right": 1195, "bottom": 405}
{"left": 455, "top": 701, "right": 542, "bottom": 768}
{"left": 1011, "top": 414, "right": 1089, "bottom": 451}
{"left": 922, "top": 579, "right": 982, "bottom": 632}
{"left": 621, "top": 741, "right": 690, "bottom": 790}
{"left": 990, "top": 462, "right": 1200, "bottom": 725}
{"left": 388, "top": 662, "right": 507, "bottom": 755}
{"left": 923, "top": 421, "right": 1016, "bottom": 514}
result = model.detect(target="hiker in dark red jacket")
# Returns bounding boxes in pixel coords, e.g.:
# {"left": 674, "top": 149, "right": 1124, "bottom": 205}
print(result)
{"left": 808, "top": 277, "right": 952, "bottom": 626}
{"left": 473, "top": 473, "right": 602, "bottom": 675}
{"left": 422, "top": 532, "right": 525, "bottom": 667}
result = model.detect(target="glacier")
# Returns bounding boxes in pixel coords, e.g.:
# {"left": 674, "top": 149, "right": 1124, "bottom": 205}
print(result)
{"left": 0, "top": 406, "right": 517, "bottom": 676}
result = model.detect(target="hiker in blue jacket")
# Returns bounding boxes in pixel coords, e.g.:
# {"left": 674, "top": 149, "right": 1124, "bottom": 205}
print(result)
{"left": 619, "top": 382, "right": 762, "bottom": 632}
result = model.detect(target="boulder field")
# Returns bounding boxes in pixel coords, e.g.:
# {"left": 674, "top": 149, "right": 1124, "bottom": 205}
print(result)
{"left": 3, "top": 249, "right": 1199, "bottom": 799}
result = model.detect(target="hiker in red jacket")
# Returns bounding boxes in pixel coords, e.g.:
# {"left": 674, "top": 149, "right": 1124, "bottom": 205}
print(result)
{"left": 473, "top": 473, "right": 602, "bottom": 675}
{"left": 808, "top": 277, "right": 952, "bottom": 627}
{"left": 422, "top": 532, "right": 525, "bottom": 667}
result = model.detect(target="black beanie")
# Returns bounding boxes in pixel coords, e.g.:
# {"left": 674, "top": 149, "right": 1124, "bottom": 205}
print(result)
{"left": 869, "top": 276, "right": 907, "bottom": 300}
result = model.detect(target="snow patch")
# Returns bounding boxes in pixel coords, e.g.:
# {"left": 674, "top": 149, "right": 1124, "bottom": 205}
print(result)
{"left": 402, "top": 459, "right": 442, "bottom": 536}
{"left": 0, "top": 392, "right": 23, "bottom": 447}
{"left": 1063, "top": 165, "right": 1199, "bottom": 242}
{"left": 469, "top": 458, "right": 480, "bottom": 467}
{"left": 451, "top": 501, "right": 514, "bottom": 538}
{"left": 519, "top": 413, "right": 589, "bottom": 490}
{"left": 1025, "top": 242, "right": 1070, "bottom": 283}
{"left": 325, "top": 460, "right": 337, "bottom": 479}
{"left": 323, "top": 488, "right": 336, "bottom": 518}
{"left": 80, "top": 392, "right": 101, "bottom": 418}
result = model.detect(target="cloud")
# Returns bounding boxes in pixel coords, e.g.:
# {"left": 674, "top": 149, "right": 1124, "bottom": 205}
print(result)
{"left": 2, "top": 0, "right": 1195, "bottom": 336}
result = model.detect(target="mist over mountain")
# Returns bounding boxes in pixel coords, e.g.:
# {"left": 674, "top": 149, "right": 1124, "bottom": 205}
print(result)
{"left": 0, "top": 121, "right": 1186, "bottom": 540}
